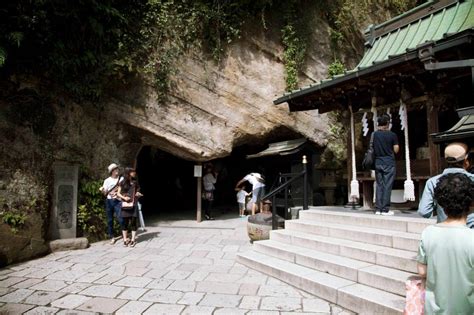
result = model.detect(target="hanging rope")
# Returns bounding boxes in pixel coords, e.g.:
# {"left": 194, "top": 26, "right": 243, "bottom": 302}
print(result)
{"left": 349, "top": 105, "right": 359, "bottom": 202}
{"left": 386, "top": 108, "right": 392, "bottom": 130}
{"left": 399, "top": 101, "right": 415, "bottom": 201}
{"left": 371, "top": 99, "right": 378, "bottom": 204}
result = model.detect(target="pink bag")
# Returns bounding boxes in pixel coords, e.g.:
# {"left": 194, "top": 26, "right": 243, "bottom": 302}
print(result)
{"left": 404, "top": 277, "right": 425, "bottom": 315}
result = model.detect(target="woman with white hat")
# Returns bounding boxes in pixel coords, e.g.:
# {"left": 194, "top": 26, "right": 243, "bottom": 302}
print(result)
{"left": 99, "top": 163, "right": 124, "bottom": 244}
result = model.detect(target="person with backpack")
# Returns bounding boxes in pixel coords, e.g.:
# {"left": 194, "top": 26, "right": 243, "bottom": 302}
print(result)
{"left": 418, "top": 142, "right": 474, "bottom": 228}
{"left": 417, "top": 173, "right": 474, "bottom": 313}
{"left": 99, "top": 163, "right": 123, "bottom": 244}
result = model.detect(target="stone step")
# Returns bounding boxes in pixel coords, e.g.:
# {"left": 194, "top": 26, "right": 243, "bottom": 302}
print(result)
{"left": 237, "top": 250, "right": 404, "bottom": 314}
{"left": 237, "top": 249, "right": 353, "bottom": 304}
{"left": 253, "top": 240, "right": 372, "bottom": 282}
{"left": 285, "top": 219, "right": 421, "bottom": 251}
{"left": 254, "top": 240, "right": 414, "bottom": 296}
{"left": 300, "top": 207, "right": 435, "bottom": 233}
{"left": 338, "top": 283, "right": 405, "bottom": 314}
{"left": 358, "top": 264, "right": 414, "bottom": 296}
{"left": 271, "top": 229, "right": 418, "bottom": 273}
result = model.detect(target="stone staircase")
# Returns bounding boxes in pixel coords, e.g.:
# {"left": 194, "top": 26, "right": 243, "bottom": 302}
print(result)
{"left": 237, "top": 207, "right": 435, "bottom": 314}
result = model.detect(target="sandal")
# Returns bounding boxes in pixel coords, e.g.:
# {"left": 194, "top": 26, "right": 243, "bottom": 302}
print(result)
{"left": 123, "top": 239, "right": 130, "bottom": 247}
{"left": 129, "top": 240, "right": 137, "bottom": 248}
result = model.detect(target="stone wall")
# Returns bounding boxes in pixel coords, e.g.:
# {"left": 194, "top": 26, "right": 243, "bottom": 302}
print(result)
{"left": 0, "top": 81, "right": 141, "bottom": 266}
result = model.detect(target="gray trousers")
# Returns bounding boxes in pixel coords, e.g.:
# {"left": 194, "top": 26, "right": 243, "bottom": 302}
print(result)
{"left": 375, "top": 163, "right": 395, "bottom": 212}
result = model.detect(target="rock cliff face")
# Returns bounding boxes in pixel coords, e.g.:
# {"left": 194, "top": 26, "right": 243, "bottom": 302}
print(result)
{"left": 110, "top": 12, "right": 345, "bottom": 161}
{"left": 0, "top": 4, "right": 366, "bottom": 265}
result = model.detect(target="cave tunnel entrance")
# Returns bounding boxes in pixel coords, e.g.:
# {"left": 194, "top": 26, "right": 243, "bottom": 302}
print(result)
{"left": 136, "top": 146, "right": 197, "bottom": 217}
{"left": 135, "top": 132, "right": 326, "bottom": 221}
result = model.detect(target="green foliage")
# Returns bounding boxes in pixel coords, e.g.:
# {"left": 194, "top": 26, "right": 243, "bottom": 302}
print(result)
{"left": 0, "top": 1, "right": 421, "bottom": 99}
{"left": 327, "top": 59, "right": 346, "bottom": 77}
{"left": 281, "top": 1, "right": 308, "bottom": 91}
{"left": 0, "top": 1, "right": 274, "bottom": 101}
{"left": 2, "top": 211, "right": 27, "bottom": 234}
{"left": 77, "top": 179, "right": 114, "bottom": 242}
{"left": 321, "top": 111, "right": 347, "bottom": 168}
{"left": 318, "top": 0, "right": 420, "bottom": 59}
{"left": 0, "top": 195, "right": 34, "bottom": 234}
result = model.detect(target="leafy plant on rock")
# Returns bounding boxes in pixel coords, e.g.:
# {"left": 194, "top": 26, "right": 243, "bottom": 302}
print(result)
{"left": 281, "top": 1, "right": 308, "bottom": 91}
{"left": 77, "top": 179, "right": 118, "bottom": 242}
{"left": 1, "top": 211, "right": 27, "bottom": 234}
{"left": 327, "top": 59, "right": 346, "bottom": 77}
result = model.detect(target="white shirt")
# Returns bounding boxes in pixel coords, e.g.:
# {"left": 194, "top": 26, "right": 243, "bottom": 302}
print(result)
{"left": 203, "top": 173, "right": 217, "bottom": 191}
{"left": 244, "top": 173, "right": 265, "bottom": 189}
{"left": 237, "top": 190, "right": 247, "bottom": 203}
{"left": 102, "top": 176, "right": 123, "bottom": 199}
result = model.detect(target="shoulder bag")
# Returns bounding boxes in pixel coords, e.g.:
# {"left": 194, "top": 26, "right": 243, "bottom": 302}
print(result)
{"left": 103, "top": 176, "right": 122, "bottom": 197}
{"left": 121, "top": 185, "right": 136, "bottom": 209}
{"left": 362, "top": 132, "right": 375, "bottom": 170}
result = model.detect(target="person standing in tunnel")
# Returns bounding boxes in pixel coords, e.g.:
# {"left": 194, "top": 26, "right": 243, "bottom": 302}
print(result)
{"left": 236, "top": 172, "right": 265, "bottom": 216}
{"left": 202, "top": 165, "right": 218, "bottom": 220}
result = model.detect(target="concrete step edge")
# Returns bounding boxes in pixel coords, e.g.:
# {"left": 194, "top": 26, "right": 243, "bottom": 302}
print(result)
{"left": 271, "top": 229, "right": 418, "bottom": 273}
{"left": 286, "top": 219, "right": 421, "bottom": 239}
{"left": 271, "top": 229, "right": 397, "bottom": 253}
{"left": 303, "top": 207, "right": 435, "bottom": 224}
{"left": 254, "top": 239, "right": 416, "bottom": 296}
{"left": 255, "top": 239, "right": 373, "bottom": 269}
{"left": 237, "top": 250, "right": 404, "bottom": 314}
{"left": 301, "top": 208, "right": 436, "bottom": 234}
{"left": 286, "top": 219, "right": 421, "bottom": 251}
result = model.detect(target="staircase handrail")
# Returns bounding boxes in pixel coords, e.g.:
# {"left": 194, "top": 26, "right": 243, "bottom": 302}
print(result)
{"left": 261, "top": 156, "right": 308, "bottom": 230}
{"left": 261, "top": 170, "right": 305, "bottom": 201}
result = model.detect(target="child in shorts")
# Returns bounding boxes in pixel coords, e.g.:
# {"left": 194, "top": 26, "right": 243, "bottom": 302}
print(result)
{"left": 236, "top": 187, "right": 249, "bottom": 217}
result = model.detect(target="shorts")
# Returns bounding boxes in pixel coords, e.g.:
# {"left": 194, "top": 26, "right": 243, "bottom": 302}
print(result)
{"left": 238, "top": 202, "right": 245, "bottom": 211}
{"left": 251, "top": 187, "right": 265, "bottom": 203}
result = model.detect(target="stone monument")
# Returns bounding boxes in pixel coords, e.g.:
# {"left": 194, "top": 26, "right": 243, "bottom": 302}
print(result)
{"left": 50, "top": 162, "right": 79, "bottom": 239}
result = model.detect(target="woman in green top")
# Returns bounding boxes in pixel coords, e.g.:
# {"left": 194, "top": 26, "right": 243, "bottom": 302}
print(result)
{"left": 417, "top": 173, "right": 474, "bottom": 314}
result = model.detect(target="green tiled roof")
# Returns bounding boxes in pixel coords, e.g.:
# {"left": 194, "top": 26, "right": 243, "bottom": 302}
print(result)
{"left": 274, "top": 0, "right": 474, "bottom": 105}
{"left": 358, "top": 0, "right": 474, "bottom": 69}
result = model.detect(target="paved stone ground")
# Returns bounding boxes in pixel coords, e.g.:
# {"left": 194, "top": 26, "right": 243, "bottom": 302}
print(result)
{"left": 0, "top": 215, "right": 354, "bottom": 314}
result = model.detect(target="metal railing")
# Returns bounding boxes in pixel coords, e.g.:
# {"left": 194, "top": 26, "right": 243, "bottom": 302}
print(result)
{"left": 261, "top": 155, "right": 308, "bottom": 230}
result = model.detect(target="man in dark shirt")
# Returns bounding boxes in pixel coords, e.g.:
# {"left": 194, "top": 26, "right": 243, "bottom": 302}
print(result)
{"left": 373, "top": 114, "right": 399, "bottom": 215}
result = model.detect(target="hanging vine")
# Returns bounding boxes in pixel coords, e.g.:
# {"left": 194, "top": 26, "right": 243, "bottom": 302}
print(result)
{"left": 281, "top": 1, "right": 308, "bottom": 91}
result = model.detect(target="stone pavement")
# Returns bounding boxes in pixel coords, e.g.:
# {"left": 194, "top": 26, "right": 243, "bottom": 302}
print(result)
{"left": 0, "top": 216, "right": 354, "bottom": 314}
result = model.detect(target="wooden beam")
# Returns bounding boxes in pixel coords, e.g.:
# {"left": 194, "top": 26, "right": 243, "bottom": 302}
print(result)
{"left": 426, "top": 96, "right": 441, "bottom": 175}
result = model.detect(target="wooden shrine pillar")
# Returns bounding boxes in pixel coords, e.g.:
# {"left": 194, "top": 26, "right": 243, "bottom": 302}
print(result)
{"left": 426, "top": 97, "right": 441, "bottom": 175}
